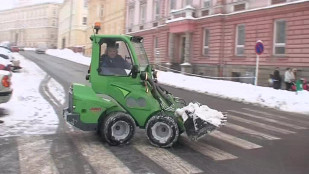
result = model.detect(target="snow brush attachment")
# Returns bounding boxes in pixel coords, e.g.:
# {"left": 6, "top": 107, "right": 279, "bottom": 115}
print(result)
{"left": 175, "top": 102, "right": 227, "bottom": 141}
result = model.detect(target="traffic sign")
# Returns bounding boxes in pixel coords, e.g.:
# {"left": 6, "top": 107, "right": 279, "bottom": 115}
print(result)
{"left": 255, "top": 40, "right": 264, "bottom": 55}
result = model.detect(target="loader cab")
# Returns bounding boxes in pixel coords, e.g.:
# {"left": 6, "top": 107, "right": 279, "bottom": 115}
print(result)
{"left": 89, "top": 35, "right": 160, "bottom": 127}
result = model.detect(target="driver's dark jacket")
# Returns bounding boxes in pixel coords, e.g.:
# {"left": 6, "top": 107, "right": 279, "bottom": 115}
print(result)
{"left": 99, "top": 55, "right": 131, "bottom": 75}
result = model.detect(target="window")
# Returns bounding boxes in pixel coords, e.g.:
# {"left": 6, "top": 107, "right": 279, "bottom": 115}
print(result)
{"left": 129, "top": 7, "right": 134, "bottom": 28}
{"left": 203, "top": 0, "right": 211, "bottom": 8}
{"left": 154, "top": 36, "right": 159, "bottom": 63}
{"left": 153, "top": 0, "right": 160, "bottom": 20}
{"left": 100, "top": 5, "right": 104, "bottom": 17}
{"left": 234, "top": 3, "right": 245, "bottom": 12}
{"left": 84, "top": 0, "right": 88, "bottom": 8}
{"left": 236, "top": 25, "right": 245, "bottom": 56}
{"left": 183, "top": 0, "right": 192, "bottom": 7}
{"left": 82, "top": 17, "right": 87, "bottom": 25}
{"left": 203, "top": 29, "right": 210, "bottom": 55}
{"left": 271, "top": 0, "right": 286, "bottom": 5}
{"left": 99, "top": 40, "right": 133, "bottom": 76}
{"left": 140, "top": 3, "right": 146, "bottom": 25}
{"left": 274, "top": 20, "right": 286, "bottom": 55}
{"left": 170, "top": 0, "right": 176, "bottom": 10}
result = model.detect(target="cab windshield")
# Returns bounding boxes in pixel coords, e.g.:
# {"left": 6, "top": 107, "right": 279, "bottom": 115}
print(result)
{"left": 131, "top": 42, "right": 149, "bottom": 71}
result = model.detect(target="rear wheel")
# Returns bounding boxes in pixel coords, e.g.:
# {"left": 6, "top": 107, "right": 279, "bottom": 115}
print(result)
{"left": 100, "top": 112, "right": 135, "bottom": 146}
{"left": 146, "top": 116, "right": 179, "bottom": 147}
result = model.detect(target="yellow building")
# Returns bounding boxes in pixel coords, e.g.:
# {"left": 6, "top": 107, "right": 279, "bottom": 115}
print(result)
{"left": 58, "top": 0, "right": 88, "bottom": 51}
{"left": 0, "top": 3, "right": 60, "bottom": 48}
{"left": 85, "top": 0, "right": 127, "bottom": 56}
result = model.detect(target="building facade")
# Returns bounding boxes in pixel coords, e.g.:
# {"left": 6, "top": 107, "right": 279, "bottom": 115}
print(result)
{"left": 126, "top": 0, "right": 309, "bottom": 86}
{"left": 58, "top": 0, "right": 88, "bottom": 50}
{"left": 0, "top": 2, "right": 60, "bottom": 48}
{"left": 85, "top": 0, "right": 127, "bottom": 56}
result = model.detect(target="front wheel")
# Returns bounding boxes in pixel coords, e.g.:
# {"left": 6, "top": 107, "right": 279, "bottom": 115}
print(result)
{"left": 101, "top": 112, "right": 135, "bottom": 146}
{"left": 146, "top": 116, "right": 179, "bottom": 147}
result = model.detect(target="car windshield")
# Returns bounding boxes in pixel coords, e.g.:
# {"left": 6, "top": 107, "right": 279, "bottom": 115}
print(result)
{"left": 131, "top": 42, "right": 149, "bottom": 72}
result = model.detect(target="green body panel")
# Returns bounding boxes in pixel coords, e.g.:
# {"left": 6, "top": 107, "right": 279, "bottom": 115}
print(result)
{"left": 72, "top": 84, "right": 124, "bottom": 124}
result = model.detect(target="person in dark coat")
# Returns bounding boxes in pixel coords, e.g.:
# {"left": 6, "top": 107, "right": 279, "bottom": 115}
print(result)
{"left": 273, "top": 67, "right": 282, "bottom": 89}
{"left": 99, "top": 46, "right": 131, "bottom": 75}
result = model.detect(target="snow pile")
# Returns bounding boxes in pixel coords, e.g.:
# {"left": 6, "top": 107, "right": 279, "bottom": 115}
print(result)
{"left": 159, "top": 71, "right": 309, "bottom": 114}
{"left": 46, "top": 49, "right": 90, "bottom": 66}
{"left": 176, "top": 102, "right": 226, "bottom": 127}
{"left": 0, "top": 53, "right": 59, "bottom": 137}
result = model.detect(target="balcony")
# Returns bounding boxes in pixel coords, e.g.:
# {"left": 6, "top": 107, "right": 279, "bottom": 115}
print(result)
{"left": 169, "top": 5, "right": 196, "bottom": 21}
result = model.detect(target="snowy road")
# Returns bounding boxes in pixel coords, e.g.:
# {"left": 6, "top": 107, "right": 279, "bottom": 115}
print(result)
{"left": 0, "top": 51, "right": 308, "bottom": 174}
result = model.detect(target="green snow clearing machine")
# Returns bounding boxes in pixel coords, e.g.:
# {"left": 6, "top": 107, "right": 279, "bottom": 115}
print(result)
{"left": 63, "top": 23, "right": 227, "bottom": 147}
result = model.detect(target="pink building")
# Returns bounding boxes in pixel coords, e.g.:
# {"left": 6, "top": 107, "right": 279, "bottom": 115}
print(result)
{"left": 126, "top": 0, "right": 309, "bottom": 86}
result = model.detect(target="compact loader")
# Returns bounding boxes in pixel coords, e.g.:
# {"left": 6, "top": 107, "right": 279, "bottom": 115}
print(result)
{"left": 63, "top": 23, "right": 226, "bottom": 147}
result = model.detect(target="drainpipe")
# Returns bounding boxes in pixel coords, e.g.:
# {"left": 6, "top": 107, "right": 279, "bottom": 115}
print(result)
{"left": 68, "top": 0, "right": 74, "bottom": 47}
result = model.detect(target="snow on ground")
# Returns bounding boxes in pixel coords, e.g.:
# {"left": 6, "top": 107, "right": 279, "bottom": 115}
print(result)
{"left": 46, "top": 49, "right": 90, "bottom": 66}
{"left": 0, "top": 53, "right": 61, "bottom": 137}
{"left": 46, "top": 49, "right": 309, "bottom": 115}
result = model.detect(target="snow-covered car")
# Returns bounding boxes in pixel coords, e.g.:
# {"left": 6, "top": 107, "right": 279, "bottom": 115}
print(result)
{"left": 0, "top": 46, "right": 21, "bottom": 71}
{"left": 0, "top": 58, "right": 12, "bottom": 72}
{"left": 0, "top": 70, "right": 13, "bottom": 104}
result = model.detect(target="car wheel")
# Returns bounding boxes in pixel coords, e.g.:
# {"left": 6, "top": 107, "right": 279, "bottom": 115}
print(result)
{"left": 146, "top": 115, "right": 179, "bottom": 147}
{"left": 101, "top": 112, "right": 135, "bottom": 146}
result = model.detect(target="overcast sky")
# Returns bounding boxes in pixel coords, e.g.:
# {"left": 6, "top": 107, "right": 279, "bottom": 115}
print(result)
{"left": 0, "top": 0, "right": 63, "bottom": 11}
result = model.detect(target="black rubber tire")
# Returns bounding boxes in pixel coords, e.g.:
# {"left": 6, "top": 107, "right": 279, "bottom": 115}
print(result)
{"left": 146, "top": 115, "right": 179, "bottom": 148}
{"left": 100, "top": 112, "right": 135, "bottom": 146}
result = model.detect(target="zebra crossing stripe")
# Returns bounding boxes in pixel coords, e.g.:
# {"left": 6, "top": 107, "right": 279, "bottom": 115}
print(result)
{"left": 228, "top": 115, "right": 296, "bottom": 134}
{"left": 242, "top": 108, "right": 309, "bottom": 126}
{"left": 228, "top": 110, "right": 307, "bottom": 130}
{"left": 72, "top": 133, "right": 133, "bottom": 174}
{"left": 180, "top": 137, "right": 238, "bottom": 161}
{"left": 134, "top": 142, "right": 203, "bottom": 174}
{"left": 210, "top": 131, "right": 262, "bottom": 149}
{"left": 225, "top": 123, "right": 281, "bottom": 140}
{"left": 17, "top": 136, "right": 59, "bottom": 174}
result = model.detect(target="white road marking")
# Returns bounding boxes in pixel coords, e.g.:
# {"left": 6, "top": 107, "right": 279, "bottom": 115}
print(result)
{"left": 210, "top": 131, "right": 262, "bottom": 149}
{"left": 225, "top": 123, "right": 281, "bottom": 140}
{"left": 229, "top": 110, "right": 307, "bottom": 130}
{"left": 134, "top": 142, "right": 203, "bottom": 174}
{"left": 242, "top": 108, "right": 309, "bottom": 126}
{"left": 228, "top": 114, "right": 296, "bottom": 134}
{"left": 17, "top": 136, "right": 59, "bottom": 174}
{"left": 180, "top": 137, "right": 238, "bottom": 161}
{"left": 72, "top": 133, "right": 133, "bottom": 174}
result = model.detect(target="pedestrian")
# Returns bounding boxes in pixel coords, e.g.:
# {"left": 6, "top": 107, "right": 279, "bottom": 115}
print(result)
{"left": 292, "top": 68, "right": 297, "bottom": 80}
{"left": 268, "top": 74, "right": 274, "bottom": 87}
{"left": 273, "top": 67, "right": 282, "bottom": 89}
{"left": 284, "top": 68, "right": 294, "bottom": 90}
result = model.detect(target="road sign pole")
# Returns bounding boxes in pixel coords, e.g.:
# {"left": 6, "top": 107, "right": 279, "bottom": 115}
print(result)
{"left": 255, "top": 40, "right": 264, "bottom": 86}
{"left": 254, "top": 54, "right": 259, "bottom": 86}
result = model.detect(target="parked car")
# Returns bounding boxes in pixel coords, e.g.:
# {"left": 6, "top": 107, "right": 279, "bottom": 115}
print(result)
{"left": 35, "top": 45, "right": 48, "bottom": 54}
{"left": 0, "top": 47, "right": 21, "bottom": 71}
{"left": 10, "top": 46, "right": 19, "bottom": 52}
{"left": 0, "top": 70, "right": 13, "bottom": 104}
{"left": 0, "top": 58, "right": 12, "bottom": 72}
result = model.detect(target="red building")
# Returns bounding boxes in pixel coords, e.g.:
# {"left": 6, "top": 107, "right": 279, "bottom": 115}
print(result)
{"left": 126, "top": 0, "right": 309, "bottom": 86}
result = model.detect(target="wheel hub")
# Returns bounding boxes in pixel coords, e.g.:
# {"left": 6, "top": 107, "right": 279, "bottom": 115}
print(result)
{"left": 111, "top": 121, "right": 130, "bottom": 141}
{"left": 151, "top": 122, "right": 172, "bottom": 143}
